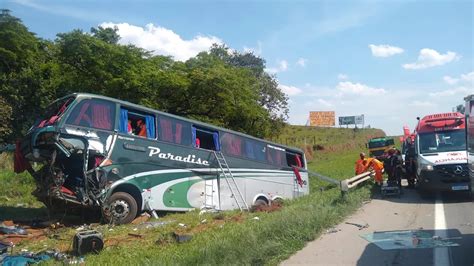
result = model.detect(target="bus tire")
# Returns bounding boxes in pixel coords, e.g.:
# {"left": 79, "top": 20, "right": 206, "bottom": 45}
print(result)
{"left": 254, "top": 198, "right": 268, "bottom": 207}
{"left": 105, "top": 192, "right": 138, "bottom": 225}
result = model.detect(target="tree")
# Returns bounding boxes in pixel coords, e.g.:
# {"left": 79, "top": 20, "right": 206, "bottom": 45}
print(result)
{"left": 91, "top": 26, "right": 120, "bottom": 44}
{"left": 455, "top": 104, "right": 465, "bottom": 114}
{"left": 0, "top": 12, "right": 290, "bottom": 141}
{"left": 208, "top": 44, "right": 288, "bottom": 137}
{"left": 0, "top": 96, "right": 12, "bottom": 142}
{"left": 0, "top": 9, "right": 50, "bottom": 142}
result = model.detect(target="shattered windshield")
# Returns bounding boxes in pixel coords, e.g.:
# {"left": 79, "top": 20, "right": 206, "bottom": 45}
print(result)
{"left": 36, "top": 96, "right": 75, "bottom": 125}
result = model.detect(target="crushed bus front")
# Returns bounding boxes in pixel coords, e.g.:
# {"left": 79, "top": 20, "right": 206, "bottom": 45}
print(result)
{"left": 15, "top": 94, "right": 117, "bottom": 214}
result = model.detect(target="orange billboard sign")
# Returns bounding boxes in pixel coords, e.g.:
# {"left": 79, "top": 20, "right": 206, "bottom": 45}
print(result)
{"left": 309, "top": 111, "right": 335, "bottom": 127}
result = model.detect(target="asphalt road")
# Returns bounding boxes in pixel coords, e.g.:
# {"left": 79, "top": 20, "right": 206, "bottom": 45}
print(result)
{"left": 282, "top": 183, "right": 474, "bottom": 266}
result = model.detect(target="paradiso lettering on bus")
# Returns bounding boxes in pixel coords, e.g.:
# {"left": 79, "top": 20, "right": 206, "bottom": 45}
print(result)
{"left": 148, "top": 146, "right": 210, "bottom": 166}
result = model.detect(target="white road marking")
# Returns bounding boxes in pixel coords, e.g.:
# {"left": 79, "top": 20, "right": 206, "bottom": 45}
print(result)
{"left": 434, "top": 199, "right": 450, "bottom": 266}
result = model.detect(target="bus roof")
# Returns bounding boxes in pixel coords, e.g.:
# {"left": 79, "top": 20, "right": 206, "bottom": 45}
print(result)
{"left": 64, "top": 93, "right": 304, "bottom": 154}
{"left": 416, "top": 112, "right": 465, "bottom": 134}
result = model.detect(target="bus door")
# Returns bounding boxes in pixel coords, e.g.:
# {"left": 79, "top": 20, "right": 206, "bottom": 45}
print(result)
{"left": 192, "top": 126, "right": 222, "bottom": 207}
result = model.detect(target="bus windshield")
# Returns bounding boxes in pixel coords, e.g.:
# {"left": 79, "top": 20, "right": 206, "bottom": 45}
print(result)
{"left": 418, "top": 130, "right": 466, "bottom": 154}
{"left": 35, "top": 96, "right": 75, "bottom": 127}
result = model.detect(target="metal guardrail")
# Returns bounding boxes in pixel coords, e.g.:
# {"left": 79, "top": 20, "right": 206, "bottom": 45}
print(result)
{"left": 306, "top": 169, "right": 374, "bottom": 195}
{"left": 340, "top": 171, "right": 373, "bottom": 192}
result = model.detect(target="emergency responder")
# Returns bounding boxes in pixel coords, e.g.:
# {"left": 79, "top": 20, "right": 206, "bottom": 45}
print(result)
{"left": 384, "top": 148, "right": 402, "bottom": 187}
{"left": 355, "top": 152, "right": 367, "bottom": 175}
{"left": 364, "top": 157, "right": 384, "bottom": 185}
{"left": 403, "top": 139, "right": 416, "bottom": 188}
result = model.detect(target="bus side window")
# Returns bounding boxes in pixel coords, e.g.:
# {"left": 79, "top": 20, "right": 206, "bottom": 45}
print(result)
{"left": 221, "top": 133, "right": 243, "bottom": 156}
{"left": 267, "top": 145, "right": 285, "bottom": 166}
{"left": 157, "top": 116, "right": 192, "bottom": 146}
{"left": 119, "top": 108, "right": 156, "bottom": 139}
{"left": 192, "top": 126, "right": 220, "bottom": 151}
{"left": 286, "top": 152, "right": 304, "bottom": 168}
{"left": 66, "top": 99, "right": 115, "bottom": 131}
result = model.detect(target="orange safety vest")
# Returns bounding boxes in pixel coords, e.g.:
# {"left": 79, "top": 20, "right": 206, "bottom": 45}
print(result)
{"left": 364, "top": 158, "right": 384, "bottom": 182}
{"left": 355, "top": 159, "right": 366, "bottom": 175}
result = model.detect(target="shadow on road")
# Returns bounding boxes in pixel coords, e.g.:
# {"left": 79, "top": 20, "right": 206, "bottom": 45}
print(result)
{"left": 369, "top": 183, "right": 473, "bottom": 205}
{"left": 357, "top": 229, "right": 474, "bottom": 266}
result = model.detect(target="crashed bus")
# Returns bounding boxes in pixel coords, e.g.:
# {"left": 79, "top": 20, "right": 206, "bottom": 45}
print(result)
{"left": 414, "top": 112, "right": 469, "bottom": 194}
{"left": 15, "top": 93, "right": 309, "bottom": 224}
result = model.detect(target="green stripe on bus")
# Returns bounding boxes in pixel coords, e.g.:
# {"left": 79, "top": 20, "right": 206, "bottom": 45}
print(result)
{"left": 163, "top": 179, "right": 201, "bottom": 208}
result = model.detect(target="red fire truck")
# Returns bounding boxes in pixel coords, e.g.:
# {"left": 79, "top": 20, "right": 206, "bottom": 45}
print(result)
{"left": 414, "top": 112, "right": 469, "bottom": 194}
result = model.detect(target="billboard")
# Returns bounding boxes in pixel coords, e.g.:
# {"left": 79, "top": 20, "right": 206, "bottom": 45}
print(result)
{"left": 309, "top": 111, "right": 335, "bottom": 126}
{"left": 339, "top": 115, "right": 364, "bottom": 126}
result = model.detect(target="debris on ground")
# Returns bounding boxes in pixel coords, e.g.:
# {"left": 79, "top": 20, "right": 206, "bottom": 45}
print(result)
{"left": 345, "top": 222, "right": 369, "bottom": 230}
{"left": 131, "top": 213, "right": 151, "bottom": 225}
{"left": 73, "top": 230, "right": 104, "bottom": 256}
{"left": 251, "top": 217, "right": 260, "bottom": 221}
{"left": 325, "top": 227, "right": 341, "bottom": 234}
{"left": 178, "top": 223, "right": 186, "bottom": 227}
{"left": 0, "top": 241, "right": 11, "bottom": 254}
{"left": 136, "top": 220, "right": 175, "bottom": 230}
{"left": 128, "top": 233, "right": 143, "bottom": 238}
{"left": 173, "top": 232, "right": 192, "bottom": 243}
{"left": 0, "top": 223, "right": 27, "bottom": 235}
{"left": 1, "top": 252, "right": 51, "bottom": 265}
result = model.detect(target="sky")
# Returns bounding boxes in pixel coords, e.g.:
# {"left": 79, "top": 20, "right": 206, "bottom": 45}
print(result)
{"left": 3, "top": 0, "right": 473, "bottom": 135}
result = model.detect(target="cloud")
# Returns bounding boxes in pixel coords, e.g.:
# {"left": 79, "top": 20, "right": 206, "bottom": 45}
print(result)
{"left": 337, "top": 74, "right": 349, "bottom": 80}
{"left": 403, "top": 48, "right": 460, "bottom": 70}
{"left": 279, "top": 84, "right": 302, "bottom": 96}
{"left": 369, "top": 44, "right": 404, "bottom": 57}
{"left": 266, "top": 60, "right": 289, "bottom": 74}
{"left": 100, "top": 22, "right": 222, "bottom": 61}
{"left": 336, "top": 81, "right": 386, "bottom": 96}
{"left": 317, "top": 99, "right": 333, "bottom": 107}
{"left": 443, "top": 75, "right": 459, "bottom": 85}
{"left": 428, "top": 87, "right": 471, "bottom": 97}
{"left": 409, "top": 100, "right": 436, "bottom": 107}
{"left": 442, "top": 71, "right": 473, "bottom": 85}
{"left": 296, "top": 58, "right": 307, "bottom": 67}
{"left": 243, "top": 41, "right": 262, "bottom": 55}
{"left": 461, "top": 71, "right": 474, "bottom": 82}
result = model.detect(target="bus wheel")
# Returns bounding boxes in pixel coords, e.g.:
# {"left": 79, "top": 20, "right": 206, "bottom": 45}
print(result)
{"left": 251, "top": 198, "right": 269, "bottom": 211}
{"left": 254, "top": 199, "right": 268, "bottom": 207}
{"left": 105, "top": 192, "right": 138, "bottom": 225}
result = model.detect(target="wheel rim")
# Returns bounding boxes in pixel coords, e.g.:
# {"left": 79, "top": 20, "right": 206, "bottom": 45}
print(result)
{"left": 110, "top": 199, "right": 130, "bottom": 220}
